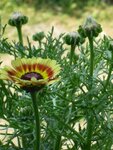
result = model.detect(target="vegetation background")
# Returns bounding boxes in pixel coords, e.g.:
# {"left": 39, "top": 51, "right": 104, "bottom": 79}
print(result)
{"left": 1, "top": 0, "right": 113, "bottom": 41}
{"left": 1, "top": 0, "right": 113, "bottom": 149}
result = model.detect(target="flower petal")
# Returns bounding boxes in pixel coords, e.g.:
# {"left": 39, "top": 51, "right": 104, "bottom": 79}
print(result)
{"left": 0, "top": 57, "right": 61, "bottom": 92}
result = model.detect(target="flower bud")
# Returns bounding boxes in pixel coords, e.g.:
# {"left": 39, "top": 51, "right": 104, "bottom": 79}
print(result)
{"left": 63, "top": 31, "right": 85, "bottom": 46}
{"left": 78, "top": 16, "right": 102, "bottom": 38}
{"left": 8, "top": 12, "right": 28, "bottom": 27}
{"left": 32, "top": 31, "right": 45, "bottom": 42}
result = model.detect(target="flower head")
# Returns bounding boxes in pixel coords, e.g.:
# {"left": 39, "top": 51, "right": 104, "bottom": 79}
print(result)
{"left": 32, "top": 32, "right": 45, "bottom": 42}
{"left": 78, "top": 16, "right": 102, "bottom": 38}
{"left": 8, "top": 12, "right": 28, "bottom": 27}
{"left": 63, "top": 31, "right": 85, "bottom": 46}
{"left": 0, "top": 57, "right": 60, "bottom": 92}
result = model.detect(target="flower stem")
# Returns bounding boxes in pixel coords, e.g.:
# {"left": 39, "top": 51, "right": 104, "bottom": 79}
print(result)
{"left": 16, "top": 24, "right": 23, "bottom": 45}
{"left": 88, "top": 34, "right": 94, "bottom": 78}
{"left": 85, "top": 113, "right": 93, "bottom": 150}
{"left": 86, "top": 34, "right": 94, "bottom": 150}
{"left": 70, "top": 44, "right": 76, "bottom": 65}
{"left": 54, "top": 135, "right": 61, "bottom": 150}
{"left": 104, "top": 52, "right": 113, "bottom": 91}
{"left": 39, "top": 41, "right": 41, "bottom": 48}
{"left": 31, "top": 92, "right": 40, "bottom": 150}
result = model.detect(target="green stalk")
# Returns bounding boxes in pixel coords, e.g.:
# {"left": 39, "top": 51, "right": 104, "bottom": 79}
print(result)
{"left": 104, "top": 65, "right": 112, "bottom": 90}
{"left": 16, "top": 24, "right": 23, "bottom": 45}
{"left": 70, "top": 44, "right": 76, "bottom": 65}
{"left": 39, "top": 41, "right": 41, "bottom": 48}
{"left": 86, "top": 33, "right": 94, "bottom": 150}
{"left": 54, "top": 135, "right": 61, "bottom": 150}
{"left": 85, "top": 113, "right": 93, "bottom": 150}
{"left": 104, "top": 52, "right": 113, "bottom": 91}
{"left": 22, "top": 136, "right": 27, "bottom": 148}
{"left": 88, "top": 34, "right": 94, "bottom": 78}
{"left": 31, "top": 92, "right": 40, "bottom": 150}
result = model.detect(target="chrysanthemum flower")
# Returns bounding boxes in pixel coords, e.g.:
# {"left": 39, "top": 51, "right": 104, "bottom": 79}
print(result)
{"left": 0, "top": 57, "right": 61, "bottom": 92}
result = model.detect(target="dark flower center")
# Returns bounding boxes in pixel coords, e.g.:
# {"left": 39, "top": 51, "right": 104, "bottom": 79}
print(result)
{"left": 21, "top": 72, "right": 43, "bottom": 80}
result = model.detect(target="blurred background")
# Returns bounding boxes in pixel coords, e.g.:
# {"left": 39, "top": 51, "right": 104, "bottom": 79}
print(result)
{"left": 1, "top": 0, "right": 113, "bottom": 41}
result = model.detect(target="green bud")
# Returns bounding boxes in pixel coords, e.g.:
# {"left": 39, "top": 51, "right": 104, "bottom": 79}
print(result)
{"left": 78, "top": 16, "right": 102, "bottom": 38}
{"left": 32, "top": 31, "right": 45, "bottom": 42}
{"left": 63, "top": 31, "right": 85, "bottom": 46}
{"left": 8, "top": 12, "right": 28, "bottom": 27}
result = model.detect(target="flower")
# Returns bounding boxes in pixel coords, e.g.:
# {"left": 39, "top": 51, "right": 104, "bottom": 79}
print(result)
{"left": 0, "top": 57, "right": 60, "bottom": 92}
